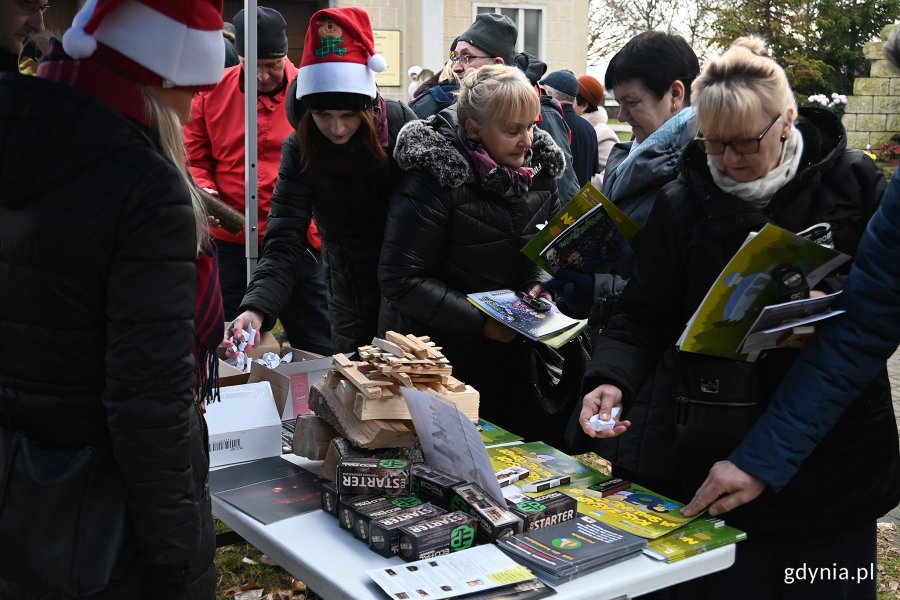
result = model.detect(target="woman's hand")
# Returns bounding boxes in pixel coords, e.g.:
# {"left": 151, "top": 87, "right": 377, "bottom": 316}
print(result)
{"left": 525, "top": 282, "right": 554, "bottom": 301}
{"left": 222, "top": 310, "right": 263, "bottom": 355}
{"left": 681, "top": 460, "right": 766, "bottom": 517}
{"left": 579, "top": 384, "right": 631, "bottom": 438}
{"left": 482, "top": 318, "right": 517, "bottom": 343}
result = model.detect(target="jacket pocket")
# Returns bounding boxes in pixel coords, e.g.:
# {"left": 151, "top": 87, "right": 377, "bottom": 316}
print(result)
{"left": 0, "top": 428, "right": 134, "bottom": 597}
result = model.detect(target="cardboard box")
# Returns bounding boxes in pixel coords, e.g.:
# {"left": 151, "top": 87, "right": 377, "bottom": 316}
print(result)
{"left": 249, "top": 348, "right": 332, "bottom": 419}
{"left": 204, "top": 381, "right": 282, "bottom": 467}
{"left": 218, "top": 359, "right": 249, "bottom": 387}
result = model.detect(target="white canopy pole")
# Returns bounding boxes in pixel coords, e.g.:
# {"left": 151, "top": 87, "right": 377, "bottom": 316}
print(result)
{"left": 243, "top": 0, "right": 259, "bottom": 280}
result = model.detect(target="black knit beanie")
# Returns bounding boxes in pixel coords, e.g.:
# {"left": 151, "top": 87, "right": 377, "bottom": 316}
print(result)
{"left": 233, "top": 7, "right": 288, "bottom": 59}
{"left": 457, "top": 14, "right": 517, "bottom": 66}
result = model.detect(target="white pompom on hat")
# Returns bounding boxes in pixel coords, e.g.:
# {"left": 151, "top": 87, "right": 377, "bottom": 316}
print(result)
{"left": 62, "top": 0, "right": 225, "bottom": 88}
{"left": 296, "top": 7, "right": 386, "bottom": 100}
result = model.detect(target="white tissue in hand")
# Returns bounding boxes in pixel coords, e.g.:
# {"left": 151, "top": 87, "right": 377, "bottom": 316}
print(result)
{"left": 588, "top": 407, "right": 621, "bottom": 432}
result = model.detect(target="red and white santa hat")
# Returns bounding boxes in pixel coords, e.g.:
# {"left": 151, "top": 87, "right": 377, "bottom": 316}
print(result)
{"left": 62, "top": 0, "right": 225, "bottom": 88}
{"left": 296, "top": 7, "right": 386, "bottom": 100}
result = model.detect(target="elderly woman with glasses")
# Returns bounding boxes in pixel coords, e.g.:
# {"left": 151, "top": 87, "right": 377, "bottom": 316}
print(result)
{"left": 578, "top": 37, "right": 894, "bottom": 599}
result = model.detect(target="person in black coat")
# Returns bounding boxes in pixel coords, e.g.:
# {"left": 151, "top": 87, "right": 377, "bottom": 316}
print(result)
{"left": 379, "top": 65, "right": 564, "bottom": 440}
{"left": 579, "top": 37, "right": 896, "bottom": 599}
{"left": 0, "top": 1, "right": 226, "bottom": 598}
{"left": 234, "top": 7, "right": 416, "bottom": 354}
{"left": 539, "top": 69, "right": 599, "bottom": 187}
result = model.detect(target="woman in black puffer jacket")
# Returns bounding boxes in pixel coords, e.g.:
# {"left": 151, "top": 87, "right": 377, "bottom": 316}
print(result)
{"left": 379, "top": 65, "right": 564, "bottom": 439}
{"left": 235, "top": 7, "right": 416, "bottom": 354}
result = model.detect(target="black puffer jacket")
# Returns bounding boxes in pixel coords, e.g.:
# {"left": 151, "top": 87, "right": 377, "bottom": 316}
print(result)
{"left": 0, "top": 74, "right": 214, "bottom": 594}
{"left": 242, "top": 99, "right": 416, "bottom": 353}
{"left": 585, "top": 107, "right": 895, "bottom": 537}
{"left": 379, "top": 111, "right": 563, "bottom": 432}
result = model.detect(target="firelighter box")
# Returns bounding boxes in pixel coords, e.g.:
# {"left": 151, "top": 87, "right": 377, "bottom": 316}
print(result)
{"left": 508, "top": 490, "right": 577, "bottom": 531}
{"left": 336, "top": 457, "right": 411, "bottom": 497}
{"left": 352, "top": 496, "right": 424, "bottom": 542}
{"left": 450, "top": 482, "right": 523, "bottom": 542}
{"left": 410, "top": 464, "right": 465, "bottom": 509}
{"left": 338, "top": 495, "right": 393, "bottom": 532}
{"left": 398, "top": 511, "right": 478, "bottom": 561}
{"left": 368, "top": 503, "right": 446, "bottom": 557}
{"left": 320, "top": 480, "right": 338, "bottom": 517}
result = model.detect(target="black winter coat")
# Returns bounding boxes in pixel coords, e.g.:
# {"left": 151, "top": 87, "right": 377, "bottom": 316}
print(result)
{"left": 241, "top": 100, "right": 417, "bottom": 353}
{"left": 0, "top": 74, "right": 214, "bottom": 595}
{"left": 585, "top": 107, "right": 896, "bottom": 537}
{"left": 379, "top": 111, "right": 563, "bottom": 436}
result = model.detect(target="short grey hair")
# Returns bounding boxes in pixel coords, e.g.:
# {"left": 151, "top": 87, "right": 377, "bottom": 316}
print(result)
{"left": 541, "top": 84, "right": 576, "bottom": 105}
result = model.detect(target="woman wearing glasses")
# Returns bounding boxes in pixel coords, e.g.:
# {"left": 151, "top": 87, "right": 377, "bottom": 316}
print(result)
{"left": 579, "top": 37, "right": 892, "bottom": 598}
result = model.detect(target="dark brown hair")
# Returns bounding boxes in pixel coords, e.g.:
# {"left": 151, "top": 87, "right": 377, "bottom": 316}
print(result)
{"left": 296, "top": 109, "right": 388, "bottom": 173}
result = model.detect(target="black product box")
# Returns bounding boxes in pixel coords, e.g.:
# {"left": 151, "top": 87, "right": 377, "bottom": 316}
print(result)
{"left": 508, "top": 490, "right": 577, "bottom": 531}
{"left": 368, "top": 503, "right": 447, "bottom": 557}
{"left": 398, "top": 511, "right": 478, "bottom": 561}
{"left": 450, "top": 482, "right": 523, "bottom": 542}
{"left": 336, "top": 457, "right": 411, "bottom": 496}
{"left": 321, "top": 480, "right": 339, "bottom": 518}
{"left": 338, "top": 495, "right": 393, "bottom": 532}
{"left": 583, "top": 477, "right": 631, "bottom": 498}
{"left": 410, "top": 464, "right": 465, "bottom": 509}
{"left": 353, "top": 496, "right": 425, "bottom": 542}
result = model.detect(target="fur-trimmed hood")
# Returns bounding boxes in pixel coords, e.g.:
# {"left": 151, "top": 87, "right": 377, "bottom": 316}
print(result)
{"left": 393, "top": 109, "right": 565, "bottom": 189}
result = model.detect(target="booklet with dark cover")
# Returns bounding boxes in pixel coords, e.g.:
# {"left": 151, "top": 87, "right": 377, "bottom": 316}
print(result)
{"left": 210, "top": 456, "right": 323, "bottom": 524}
{"left": 497, "top": 514, "right": 647, "bottom": 583}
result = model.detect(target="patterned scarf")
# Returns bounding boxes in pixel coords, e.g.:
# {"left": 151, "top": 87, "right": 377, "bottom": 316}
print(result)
{"left": 458, "top": 133, "right": 538, "bottom": 199}
{"left": 194, "top": 240, "right": 225, "bottom": 407}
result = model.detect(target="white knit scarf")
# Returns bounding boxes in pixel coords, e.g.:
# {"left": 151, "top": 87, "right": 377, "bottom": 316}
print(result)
{"left": 707, "top": 130, "right": 804, "bottom": 208}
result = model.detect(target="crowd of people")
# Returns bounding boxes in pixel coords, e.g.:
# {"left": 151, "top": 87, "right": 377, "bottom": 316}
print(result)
{"left": 1, "top": 0, "right": 899, "bottom": 598}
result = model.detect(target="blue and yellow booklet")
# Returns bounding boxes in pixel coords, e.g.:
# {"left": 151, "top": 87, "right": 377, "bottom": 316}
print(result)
{"left": 677, "top": 223, "right": 848, "bottom": 361}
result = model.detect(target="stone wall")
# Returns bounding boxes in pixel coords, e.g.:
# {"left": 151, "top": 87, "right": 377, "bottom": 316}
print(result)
{"left": 842, "top": 23, "right": 900, "bottom": 151}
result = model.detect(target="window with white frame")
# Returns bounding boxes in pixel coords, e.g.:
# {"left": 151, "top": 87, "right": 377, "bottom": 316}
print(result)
{"left": 474, "top": 5, "right": 544, "bottom": 58}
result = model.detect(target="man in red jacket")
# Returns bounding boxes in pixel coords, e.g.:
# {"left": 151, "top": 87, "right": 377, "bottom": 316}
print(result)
{"left": 185, "top": 6, "right": 332, "bottom": 354}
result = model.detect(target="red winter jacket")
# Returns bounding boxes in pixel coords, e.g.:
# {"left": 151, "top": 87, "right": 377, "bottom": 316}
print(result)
{"left": 184, "top": 59, "right": 321, "bottom": 250}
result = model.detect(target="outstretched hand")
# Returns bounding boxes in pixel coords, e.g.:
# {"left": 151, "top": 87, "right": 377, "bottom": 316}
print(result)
{"left": 579, "top": 384, "right": 630, "bottom": 439}
{"left": 681, "top": 460, "right": 766, "bottom": 517}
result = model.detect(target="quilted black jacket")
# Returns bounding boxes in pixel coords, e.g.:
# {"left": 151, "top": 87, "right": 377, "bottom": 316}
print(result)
{"left": 0, "top": 73, "right": 213, "bottom": 595}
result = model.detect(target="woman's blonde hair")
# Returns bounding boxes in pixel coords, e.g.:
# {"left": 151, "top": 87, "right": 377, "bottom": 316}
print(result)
{"left": 438, "top": 58, "right": 459, "bottom": 84}
{"left": 691, "top": 36, "right": 797, "bottom": 138}
{"left": 457, "top": 65, "right": 539, "bottom": 130}
{"left": 144, "top": 89, "right": 206, "bottom": 254}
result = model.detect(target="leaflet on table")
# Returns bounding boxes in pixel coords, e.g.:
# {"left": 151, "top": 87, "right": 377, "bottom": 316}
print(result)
{"left": 467, "top": 290, "right": 583, "bottom": 343}
{"left": 644, "top": 517, "right": 747, "bottom": 563}
{"left": 677, "top": 223, "right": 849, "bottom": 361}
{"left": 477, "top": 419, "right": 523, "bottom": 446}
{"left": 487, "top": 442, "right": 600, "bottom": 488}
{"left": 521, "top": 183, "right": 639, "bottom": 276}
{"left": 403, "top": 388, "right": 506, "bottom": 506}
{"left": 367, "top": 544, "right": 537, "bottom": 600}
{"left": 736, "top": 291, "right": 844, "bottom": 360}
{"left": 562, "top": 480, "right": 699, "bottom": 539}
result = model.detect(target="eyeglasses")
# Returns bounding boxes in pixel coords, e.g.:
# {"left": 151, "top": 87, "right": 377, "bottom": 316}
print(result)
{"left": 449, "top": 52, "right": 492, "bottom": 66}
{"left": 695, "top": 114, "right": 781, "bottom": 155}
{"left": 22, "top": 0, "right": 50, "bottom": 14}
